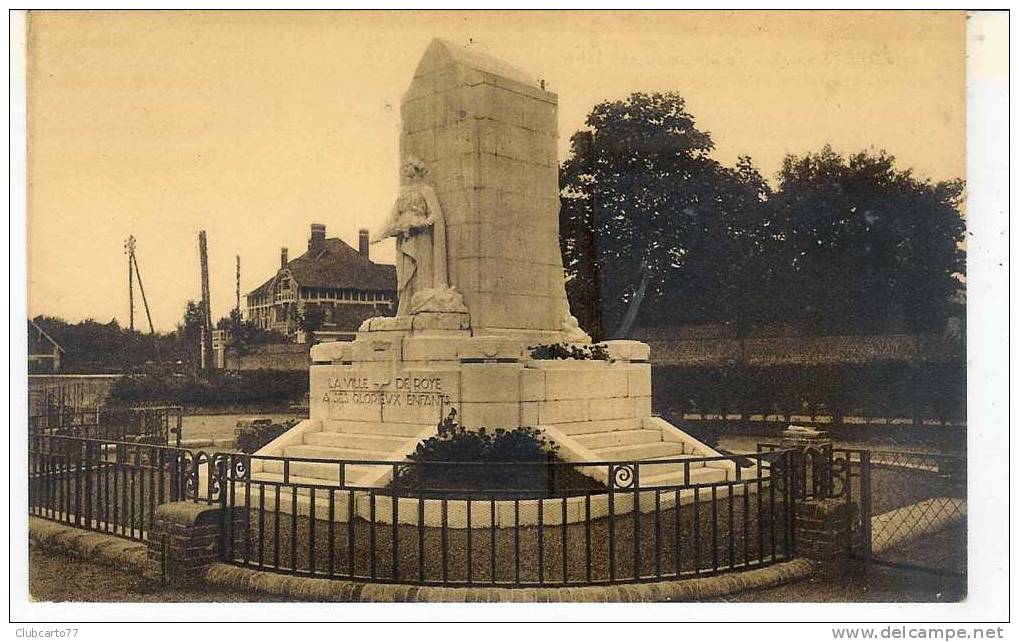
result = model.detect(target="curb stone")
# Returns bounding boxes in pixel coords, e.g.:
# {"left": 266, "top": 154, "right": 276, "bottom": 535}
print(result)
{"left": 29, "top": 516, "right": 815, "bottom": 602}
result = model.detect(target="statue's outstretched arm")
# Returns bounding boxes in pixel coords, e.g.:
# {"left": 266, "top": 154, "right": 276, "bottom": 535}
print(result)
{"left": 370, "top": 203, "right": 402, "bottom": 243}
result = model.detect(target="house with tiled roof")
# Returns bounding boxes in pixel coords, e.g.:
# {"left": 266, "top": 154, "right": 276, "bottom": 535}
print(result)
{"left": 245, "top": 224, "right": 397, "bottom": 342}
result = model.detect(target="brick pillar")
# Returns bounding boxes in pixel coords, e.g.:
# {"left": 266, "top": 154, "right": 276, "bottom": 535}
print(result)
{"left": 795, "top": 498, "right": 859, "bottom": 575}
{"left": 145, "top": 501, "right": 245, "bottom": 585}
{"left": 780, "top": 425, "right": 833, "bottom": 500}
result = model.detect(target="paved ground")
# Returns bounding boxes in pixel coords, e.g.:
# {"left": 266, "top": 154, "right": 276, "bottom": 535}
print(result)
{"left": 28, "top": 545, "right": 963, "bottom": 604}
{"left": 180, "top": 413, "right": 303, "bottom": 441}
{"left": 712, "top": 561, "right": 965, "bottom": 603}
{"left": 28, "top": 547, "right": 292, "bottom": 603}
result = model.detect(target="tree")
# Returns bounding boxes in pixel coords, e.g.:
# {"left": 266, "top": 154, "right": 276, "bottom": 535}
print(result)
{"left": 680, "top": 157, "right": 776, "bottom": 360}
{"left": 176, "top": 300, "right": 206, "bottom": 368}
{"left": 769, "top": 146, "right": 966, "bottom": 336}
{"left": 295, "top": 305, "right": 326, "bottom": 343}
{"left": 31, "top": 315, "right": 187, "bottom": 373}
{"left": 215, "top": 308, "right": 287, "bottom": 356}
{"left": 560, "top": 92, "right": 730, "bottom": 339}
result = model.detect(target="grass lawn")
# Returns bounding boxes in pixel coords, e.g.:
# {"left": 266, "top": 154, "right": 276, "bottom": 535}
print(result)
{"left": 28, "top": 546, "right": 293, "bottom": 603}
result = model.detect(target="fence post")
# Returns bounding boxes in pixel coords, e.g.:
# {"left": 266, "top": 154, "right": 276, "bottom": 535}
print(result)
{"left": 787, "top": 451, "right": 797, "bottom": 555}
{"left": 859, "top": 451, "right": 872, "bottom": 557}
{"left": 218, "top": 455, "right": 230, "bottom": 562}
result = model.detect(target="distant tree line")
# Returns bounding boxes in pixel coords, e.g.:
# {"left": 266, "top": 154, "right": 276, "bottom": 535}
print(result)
{"left": 33, "top": 303, "right": 285, "bottom": 374}
{"left": 559, "top": 92, "right": 966, "bottom": 345}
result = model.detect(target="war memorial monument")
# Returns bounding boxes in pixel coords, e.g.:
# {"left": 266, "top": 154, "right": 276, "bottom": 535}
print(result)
{"left": 250, "top": 40, "right": 736, "bottom": 493}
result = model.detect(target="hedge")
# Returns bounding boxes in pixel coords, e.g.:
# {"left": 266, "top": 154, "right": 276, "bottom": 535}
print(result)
{"left": 109, "top": 370, "right": 308, "bottom": 407}
{"left": 653, "top": 361, "right": 966, "bottom": 423}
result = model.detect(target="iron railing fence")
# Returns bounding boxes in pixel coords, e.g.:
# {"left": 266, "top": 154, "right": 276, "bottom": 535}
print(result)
{"left": 215, "top": 450, "right": 798, "bottom": 587}
{"left": 839, "top": 449, "right": 966, "bottom": 575}
{"left": 29, "top": 406, "right": 184, "bottom": 448}
{"left": 28, "top": 433, "right": 214, "bottom": 541}
{"left": 757, "top": 443, "right": 966, "bottom": 575}
{"left": 28, "top": 382, "right": 105, "bottom": 432}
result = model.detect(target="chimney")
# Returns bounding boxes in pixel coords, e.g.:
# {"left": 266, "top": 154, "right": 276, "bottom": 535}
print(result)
{"left": 280, "top": 247, "right": 288, "bottom": 270}
{"left": 308, "top": 223, "right": 326, "bottom": 254}
{"left": 358, "top": 228, "right": 370, "bottom": 258}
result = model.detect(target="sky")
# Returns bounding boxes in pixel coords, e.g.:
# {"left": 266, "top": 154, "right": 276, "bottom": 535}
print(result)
{"left": 26, "top": 10, "right": 966, "bottom": 332}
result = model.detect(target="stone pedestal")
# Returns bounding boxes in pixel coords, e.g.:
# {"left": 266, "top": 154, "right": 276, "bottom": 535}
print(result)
{"left": 309, "top": 337, "right": 651, "bottom": 433}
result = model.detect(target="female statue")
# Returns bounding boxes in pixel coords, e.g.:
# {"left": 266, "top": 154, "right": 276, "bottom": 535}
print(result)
{"left": 372, "top": 156, "right": 457, "bottom": 316}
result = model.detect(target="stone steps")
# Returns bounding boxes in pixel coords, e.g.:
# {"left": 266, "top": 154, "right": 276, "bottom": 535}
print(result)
{"left": 260, "top": 458, "right": 388, "bottom": 485}
{"left": 547, "top": 416, "right": 746, "bottom": 488}
{"left": 304, "top": 431, "right": 411, "bottom": 452}
{"left": 638, "top": 466, "right": 729, "bottom": 488}
{"left": 588, "top": 441, "right": 687, "bottom": 461}
{"left": 574, "top": 429, "right": 663, "bottom": 450}
{"left": 320, "top": 420, "right": 431, "bottom": 438}
{"left": 282, "top": 444, "right": 403, "bottom": 462}
{"left": 555, "top": 418, "right": 643, "bottom": 436}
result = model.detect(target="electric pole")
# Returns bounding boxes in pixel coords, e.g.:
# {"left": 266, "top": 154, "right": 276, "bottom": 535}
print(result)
{"left": 124, "top": 236, "right": 135, "bottom": 331}
{"left": 236, "top": 255, "right": 241, "bottom": 315}
{"left": 124, "top": 235, "right": 156, "bottom": 334}
{"left": 198, "top": 231, "right": 214, "bottom": 370}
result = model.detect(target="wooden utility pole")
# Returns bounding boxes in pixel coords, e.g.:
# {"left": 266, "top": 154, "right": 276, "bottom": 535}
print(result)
{"left": 198, "top": 231, "right": 214, "bottom": 370}
{"left": 132, "top": 251, "right": 156, "bottom": 334}
{"left": 235, "top": 255, "right": 241, "bottom": 314}
{"left": 124, "top": 236, "right": 136, "bottom": 331}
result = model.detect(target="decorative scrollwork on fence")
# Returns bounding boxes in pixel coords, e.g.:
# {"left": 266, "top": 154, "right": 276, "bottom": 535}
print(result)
{"left": 611, "top": 464, "right": 636, "bottom": 490}
{"left": 184, "top": 451, "right": 221, "bottom": 502}
{"left": 180, "top": 450, "right": 195, "bottom": 497}
{"left": 829, "top": 455, "right": 851, "bottom": 498}
{"left": 768, "top": 454, "right": 790, "bottom": 495}
{"left": 232, "top": 455, "right": 249, "bottom": 481}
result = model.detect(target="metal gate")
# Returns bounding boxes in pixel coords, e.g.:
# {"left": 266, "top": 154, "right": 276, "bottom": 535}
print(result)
{"left": 834, "top": 448, "right": 966, "bottom": 576}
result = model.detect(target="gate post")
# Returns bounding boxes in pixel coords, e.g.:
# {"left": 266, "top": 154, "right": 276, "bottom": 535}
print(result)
{"left": 780, "top": 425, "right": 860, "bottom": 575}
{"left": 144, "top": 501, "right": 245, "bottom": 585}
{"left": 780, "top": 425, "right": 832, "bottom": 499}
{"left": 794, "top": 498, "right": 857, "bottom": 576}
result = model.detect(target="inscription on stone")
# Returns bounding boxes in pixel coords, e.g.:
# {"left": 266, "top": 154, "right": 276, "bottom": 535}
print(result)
{"left": 323, "top": 375, "right": 451, "bottom": 407}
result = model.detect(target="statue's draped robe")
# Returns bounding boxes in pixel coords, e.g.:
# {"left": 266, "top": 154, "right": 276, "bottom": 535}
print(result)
{"left": 386, "top": 184, "right": 448, "bottom": 315}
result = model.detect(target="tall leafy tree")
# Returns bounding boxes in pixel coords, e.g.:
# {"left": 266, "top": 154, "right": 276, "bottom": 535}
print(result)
{"left": 770, "top": 146, "right": 966, "bottom": 336}
{"left": 559, "top": 92, "right": 727, "bottom": 339}
{"left": 680, "top": 157, "right": 776, "bottom": 358}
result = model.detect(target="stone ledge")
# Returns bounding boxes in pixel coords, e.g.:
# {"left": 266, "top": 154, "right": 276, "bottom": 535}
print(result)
{"left": 29, "top": 516, "right": 149, "bottom": 572}
{"left": 203, "top": 559, "right": 815, "bottom": 603}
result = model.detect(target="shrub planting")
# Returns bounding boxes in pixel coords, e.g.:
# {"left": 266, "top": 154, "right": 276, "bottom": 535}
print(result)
{"left": 391, "top": 410, "right": 603, "bottom": 496}
{"left": 235, "top": 420, "right": 298, "bottom": 454}
{"left": 529, "top": 342, "right": 610, "bottom": 361}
